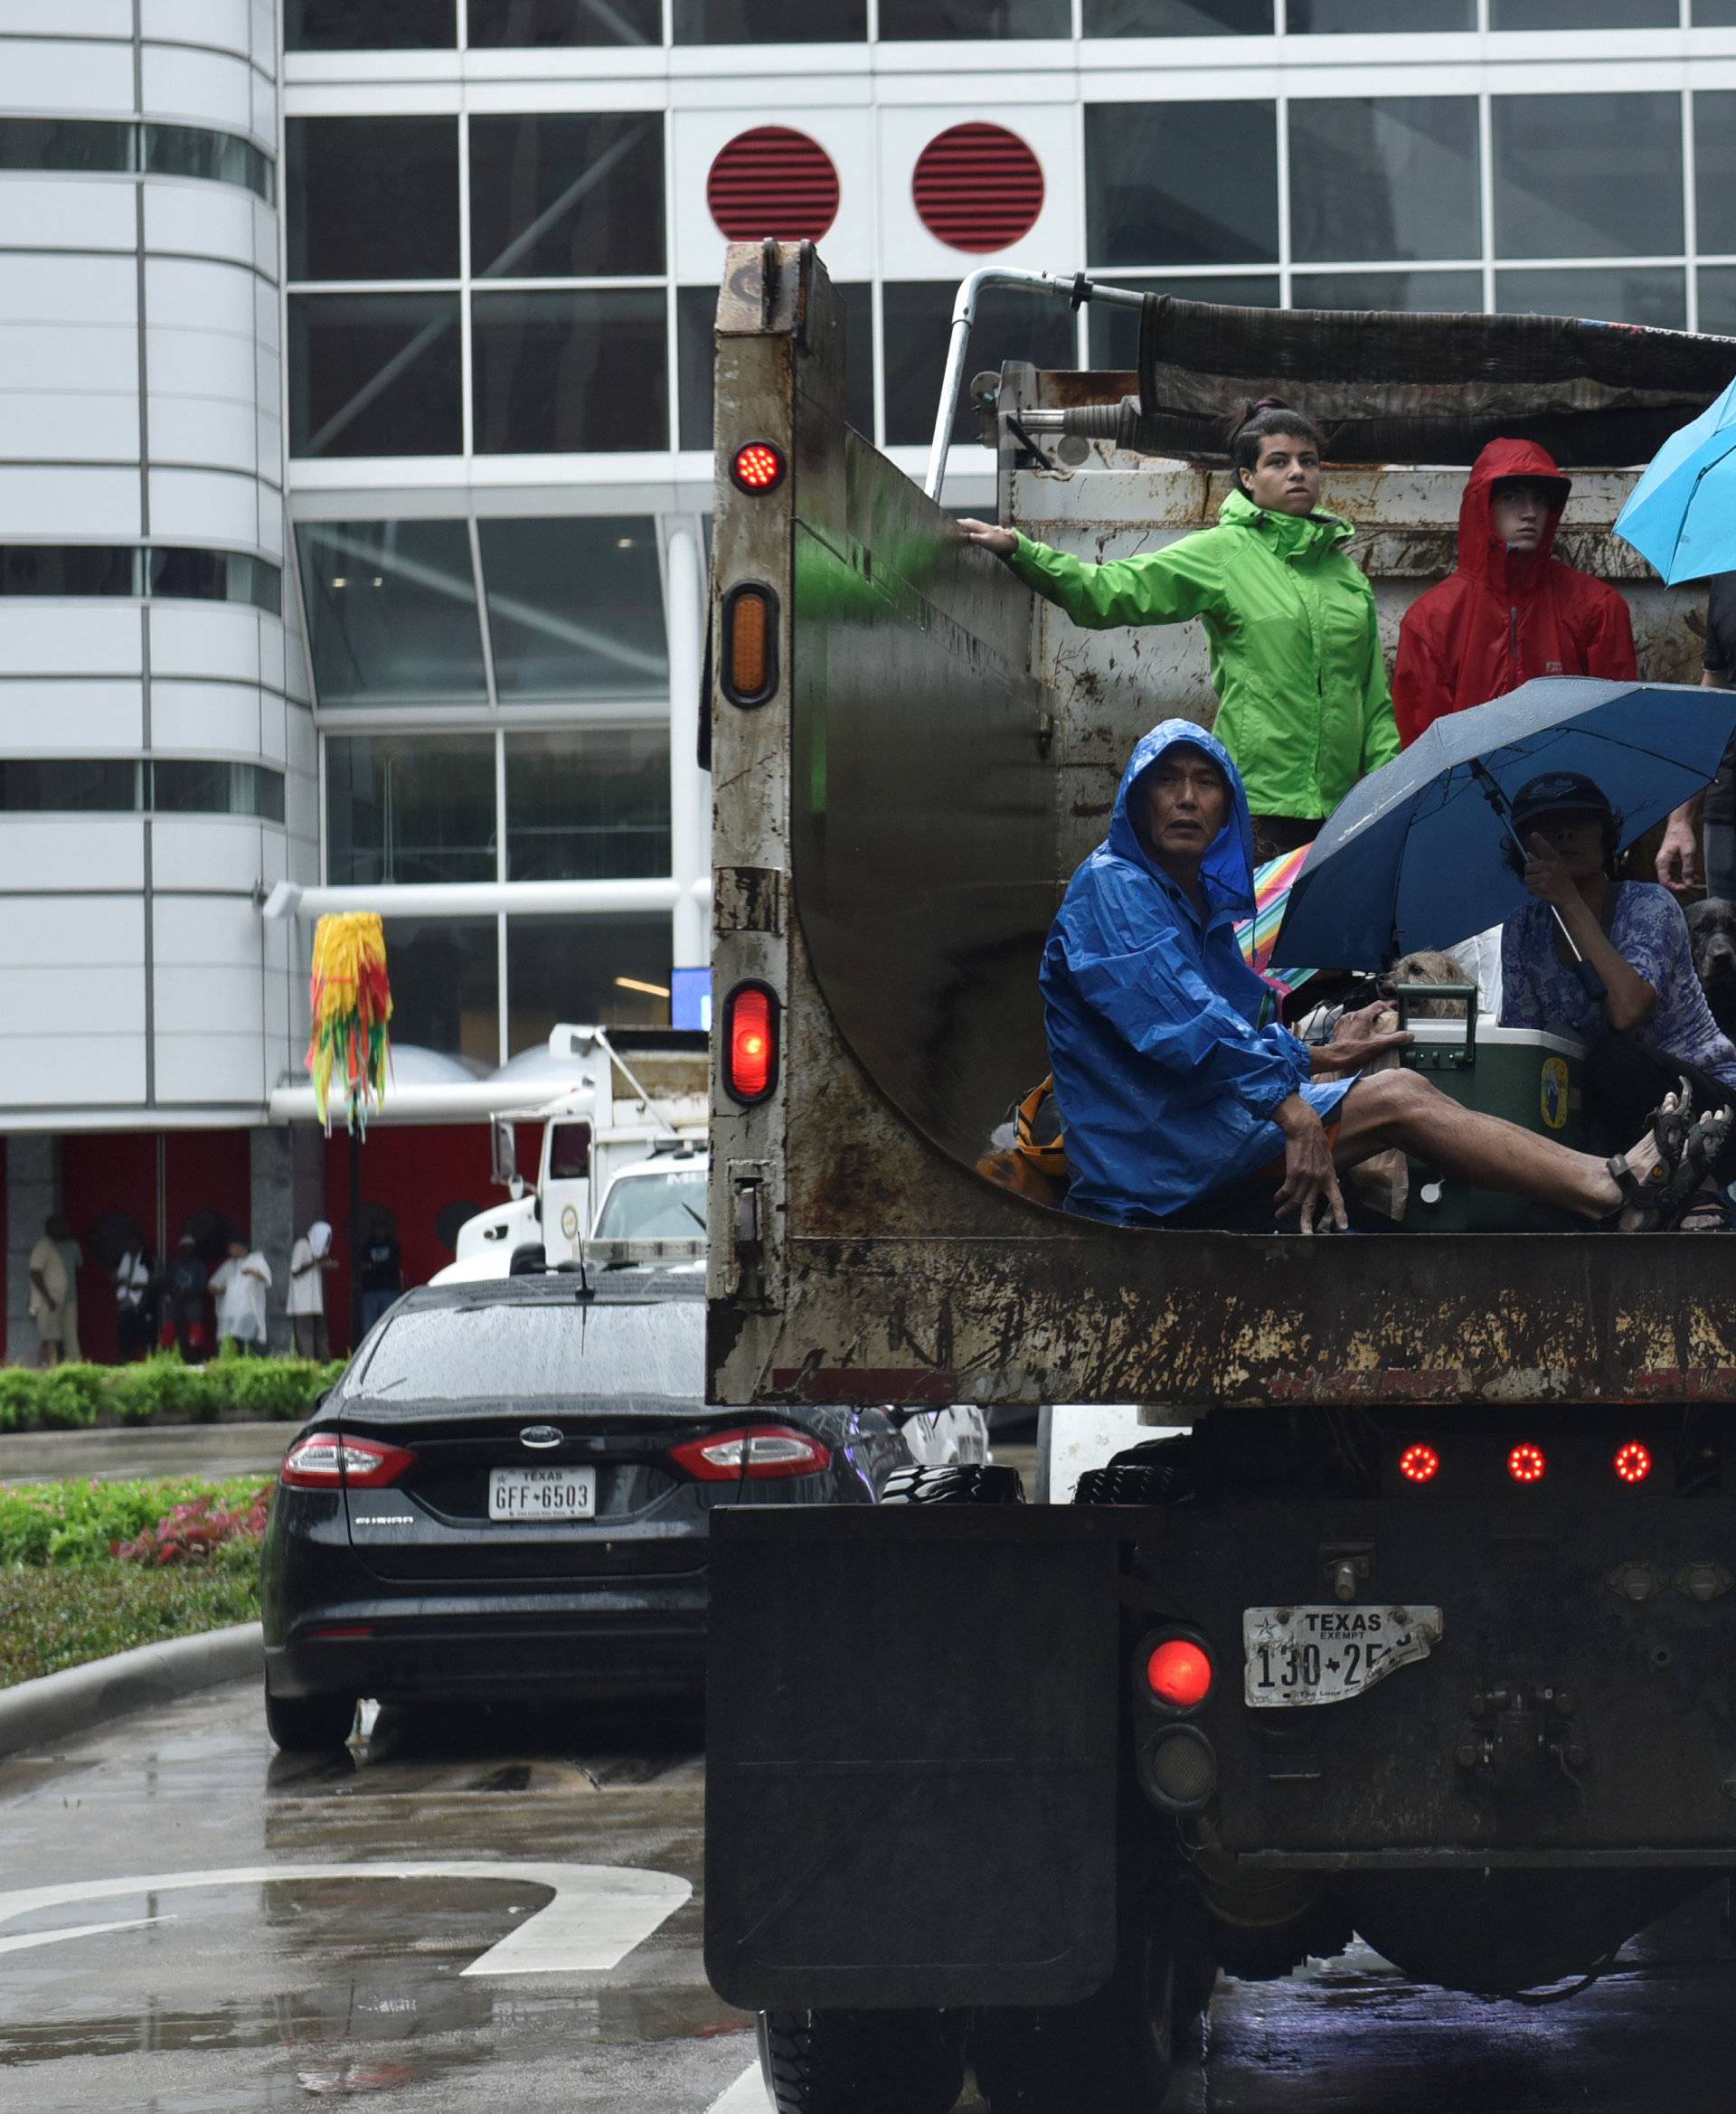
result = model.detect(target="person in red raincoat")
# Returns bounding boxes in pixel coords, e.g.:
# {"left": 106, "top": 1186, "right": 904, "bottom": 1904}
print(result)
{"left": 1393, "top": 438, "right": 1637, "bottom": 749}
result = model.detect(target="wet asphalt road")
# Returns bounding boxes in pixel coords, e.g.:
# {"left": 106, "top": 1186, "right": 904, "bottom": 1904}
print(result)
{"left": 3, "top": 1681, "right": 1735, "bottom": 2114}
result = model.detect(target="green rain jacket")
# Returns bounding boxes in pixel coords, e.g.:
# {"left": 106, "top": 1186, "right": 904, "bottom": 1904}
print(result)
{"left": 1004, "top": 488, "right": 1400, "bottom": 821}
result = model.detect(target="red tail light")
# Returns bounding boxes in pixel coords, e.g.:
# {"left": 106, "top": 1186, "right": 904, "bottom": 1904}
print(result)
{"left": 1398, "top": 1442, "right": 1440, "bottom": 1485}
{"left": 731, "top": 439, "right": 785, "bottom": 493}
{"left": 1507, "top": 1443, "right": 1546, "bottom": 1486}
{"left": 1146, "top": 1637, "right": 1213, "bottom": 1711}
{"left": 668, "top": 1425, "right": 831, "bottom": 1481}
{"left": 723, "top": 982, "right": 778, "bottom": 1103}
{"left": 1614, "top": 1440, "right": 1653, "bottom": 1485}
{"left": 281, "top": 1433, "right": 417, "bottom": 1490}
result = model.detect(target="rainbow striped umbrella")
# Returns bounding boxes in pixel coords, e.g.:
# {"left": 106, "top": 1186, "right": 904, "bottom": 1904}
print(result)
{"left": 1236, "top": 845, "right": 1315, "bottom": 998}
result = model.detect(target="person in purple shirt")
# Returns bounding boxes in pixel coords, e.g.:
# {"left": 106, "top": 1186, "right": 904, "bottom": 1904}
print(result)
{"left": 1500, "top": 770, "right": 1736, "bottom": 1225}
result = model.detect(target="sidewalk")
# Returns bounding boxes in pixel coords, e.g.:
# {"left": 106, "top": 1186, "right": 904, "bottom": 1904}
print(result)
{"left": 0, "top": 1423, "right": 292, "bottom": 1485}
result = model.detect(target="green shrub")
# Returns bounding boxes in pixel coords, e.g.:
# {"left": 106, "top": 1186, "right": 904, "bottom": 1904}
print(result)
{"left": 223, "top": 1356, "right": 327, "bottom": 1422}
{"left": 0, "top": 1372, "right": 33, "bottom": 1433}
{"left": 36, "top": 1364, "right": 104, "bottom": 1429}
{"left": 0, "top": 1353, "right": 344, "bottom": 1431}
{"left": 109, "top": 1354, "right": 188, "bottom": 1426}
{"left": 0, "top": 1562, "right": 260, "bottom": 1686}
{"left": 0, "top": 1474, "right": 273, "bottom": 1570}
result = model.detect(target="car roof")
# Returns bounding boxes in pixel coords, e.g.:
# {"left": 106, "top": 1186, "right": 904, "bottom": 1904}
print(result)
{"left": 608, "top": 1155, "right": 709, "bottom": 1180}
{"left": 394, "top": 1265, "right": 703, "bottom": 1314}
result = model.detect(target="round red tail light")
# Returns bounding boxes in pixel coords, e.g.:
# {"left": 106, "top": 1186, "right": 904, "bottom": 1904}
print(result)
{"left": 1398, "top": 1442, "right": 1439, "bottom": 1485}
{"left": 723, "top": 982, "right": 778, "bottom": 1104}
{"left": 1614, "top": 1440, "right": 1653, "bottom": 1486}
{"left": 1146, "top": 1638, "right": 1212, "bottom": 1712}
{"left": 731, "top": 440, "right": 785, "bottom": 493}
{"left": 1507, "top": 1443, "right": 1547, "bottom": 1486}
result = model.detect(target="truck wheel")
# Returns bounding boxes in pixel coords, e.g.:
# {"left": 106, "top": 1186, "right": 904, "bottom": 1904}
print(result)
{"left": 882, "top": 1464, "right": 1024, "bottom": 1505}
{"left": 263, "top": 1686, "right": 355, "bottom": 1752}
{"left": 758, "top": 2007, "right": 966, "bottom": 2114}
{"left": 972, "top": 1927, "right": 1181, "bottom": 2114}
{"left": 1073, "top": 1463, "right": 1175, "bottom": 1506}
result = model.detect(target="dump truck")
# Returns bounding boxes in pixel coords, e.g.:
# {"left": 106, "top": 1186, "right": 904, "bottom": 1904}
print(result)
{"left": 700, "top": 241, "right": 1736, "bottom": 2113}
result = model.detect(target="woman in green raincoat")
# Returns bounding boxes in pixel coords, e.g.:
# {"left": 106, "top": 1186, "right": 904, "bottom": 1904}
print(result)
{"left": 960, "top": 402, "right": 1399, "bottom": 861}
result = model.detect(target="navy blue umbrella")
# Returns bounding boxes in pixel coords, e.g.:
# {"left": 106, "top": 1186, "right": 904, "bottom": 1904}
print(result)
{"left": 1272, "top": 676, "right": 1736, "bottom": 974}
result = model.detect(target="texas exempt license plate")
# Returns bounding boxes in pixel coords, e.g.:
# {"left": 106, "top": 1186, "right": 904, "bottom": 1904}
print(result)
{"left": 1243, "top": 1604, "right": 1444, "bottom": 1709}
{"left": 488, "top": 1467, "right": 597, "bottom": 1521}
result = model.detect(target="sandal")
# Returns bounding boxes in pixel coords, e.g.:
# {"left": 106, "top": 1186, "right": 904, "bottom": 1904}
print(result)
{"left": 1677, "top": 1184, "right": 1732, "bottom": 1233}
{"left": 1656, "top": 1108, "right": 1736, "bottom": 1231}
{"left": 1601, "top": 1082, "right": 1696, "bottom": 1231}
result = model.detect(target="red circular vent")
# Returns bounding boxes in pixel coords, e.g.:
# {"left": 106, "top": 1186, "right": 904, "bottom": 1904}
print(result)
{"left": 707, "top": 126, "right": 839, "bottom": 242}
{"left": 912, "top": 122, "right": 1044, "bottom": 253}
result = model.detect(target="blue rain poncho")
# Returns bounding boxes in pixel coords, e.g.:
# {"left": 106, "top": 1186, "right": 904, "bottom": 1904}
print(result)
{"left": 1041, "top": 721, "right": 1353, "bottom": 1224}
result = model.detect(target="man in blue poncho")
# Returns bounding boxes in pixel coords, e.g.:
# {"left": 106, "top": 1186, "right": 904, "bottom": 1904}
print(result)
{"left": 1041, "top": 721, "right": 1713, "bottom": 1232}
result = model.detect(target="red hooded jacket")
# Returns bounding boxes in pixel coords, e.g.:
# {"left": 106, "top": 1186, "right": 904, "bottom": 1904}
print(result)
{"left": 1393, "top": 439, "right": 1637, "bottom": 748}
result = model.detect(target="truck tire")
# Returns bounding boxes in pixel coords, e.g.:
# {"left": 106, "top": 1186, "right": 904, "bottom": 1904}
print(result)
{"left": 263, "top": 1686, "right": 355, "bottom": 1752}
{"left": 758, "top": 2007, "right": 966, "bottom": 2114}
{"left": 882, "top": 1464, "right": 1024, "bottom": 1505}
{"left": 972, "top": 1926, "right": 1181, "bottom": 2114}
{"left": 1073, "top": 1463, "right": 1175, "bottom": 1506}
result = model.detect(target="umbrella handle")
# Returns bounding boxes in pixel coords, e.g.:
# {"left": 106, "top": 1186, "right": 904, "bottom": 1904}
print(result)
{"left": 1572, "top": 948, "right": 1609, "bottom": 1005}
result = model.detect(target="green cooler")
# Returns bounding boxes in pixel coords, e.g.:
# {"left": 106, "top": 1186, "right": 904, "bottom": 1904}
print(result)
{"left": 1392, "top": 984, "right": 1589, "bottom": 1233}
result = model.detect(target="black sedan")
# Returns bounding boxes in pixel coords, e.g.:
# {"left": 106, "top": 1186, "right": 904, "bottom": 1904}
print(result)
{"left": 260, "top": 1264, "right": 911, "bottom": 1751}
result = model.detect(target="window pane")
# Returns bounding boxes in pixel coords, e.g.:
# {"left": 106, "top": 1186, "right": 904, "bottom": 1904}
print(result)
{"left": 506, "top": 913, "right": 672, "bottom": 1053}
{"left": 1493, "top": 94, "right": 1683, "bottom": 259}
{"left": 879, "top": 0, "right": 1069, "bottom": 33}
{"left": 467, "top": 0, "right": 662, "bottom": 39}
{"left": 146, "top": 549, "right": 281, "bottom": 615}
{"left": 287, "top": 0, "right": 456, "bottom": 47}
{"left": 1086, "top": 275, "right": 1280, "bottom": 364}
{"left": 505, "top": 728, "right": 671, "bottom": 880}
{"left": 472, "top": 290, "right": 667, "bottom": 454}
{"left": 1698, "top": 267, "right": 1736, "bottom": 335}
{"left": 469, "top": 113, "right": 664, "bottom": 278}
{"left": 288, "top": 294, "right": 463, "bottom": 458}
{"left": 1289, "top": 0, "right": 1470, "bottom": 22}
{"left": 1086, "top": 103, "right": 1278, "bottom": 267}
{"left": 0, "top": 118, "right": 134, "bottom": 174}
{"left": 0, "top": 546, "right": 136, "bottom": 595}
{"left": 143, "top": 125, "right": 272, "bottom": 203}
{"left": 1495, "top": 265, "right": 1686, "bottom": 330}
{"left": 326, "top": 733, "right": 495, "bottom": 883}
{"left": 1082, "top": 1, "right": 1270, "bottom": 31}
{"left": 1493, "top": 0, "right": 1675, "bottom": 22}
{"left": 1291, "top": 269, "right": 1484, "bottom": 311}
{"left": 152, "top": 760, "right": 285, "bottom": 821}
{"left": 1288, "top": 99, "right": 1477, "bottom": 265}
{"left": 1696, "top": 93, "right": 1736, "bottom": 257}
{"left": 0, "top": 760, "right": 138, "bottom": 811}
{"left": 883, "top": 280, "right": 1078, "bottom": 448}
{"left": 672, "top": 0, "right": 864, "bottom": 38}
{"left": 297, "top": 521, "right": 489, "bottom": 706}
{"left": 382, "top": 918, "right": 498, "bottom": 1070}
{"left": 478, "top": 517, "right": 668, "bottom": 700}
{"left": 678, "top": 280, "right": 873, "bottom": 447}
{"left": 1697, "top": 0, "right": 1736, "bottom": 19}
{"left": 287, "top": 118, "right": 459, "bottom": 282}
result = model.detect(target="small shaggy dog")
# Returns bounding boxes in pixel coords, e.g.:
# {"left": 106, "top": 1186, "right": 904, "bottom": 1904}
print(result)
{"left": 1687, "top": 898, "right": 1736, "bottom": 1043}
{"left": 1380, "top": 948, "right": 1478, "bottom": 1018}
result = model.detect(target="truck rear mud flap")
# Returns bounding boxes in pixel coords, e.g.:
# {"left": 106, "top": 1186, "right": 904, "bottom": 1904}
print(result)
{"left": 705, "top": 1505, "right": 1127, "bottom": 2011}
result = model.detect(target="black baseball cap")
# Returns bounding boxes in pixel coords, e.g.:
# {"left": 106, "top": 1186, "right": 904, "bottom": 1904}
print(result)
{"left": 1510, "top": 770, "right": 1615, "bottom": 835}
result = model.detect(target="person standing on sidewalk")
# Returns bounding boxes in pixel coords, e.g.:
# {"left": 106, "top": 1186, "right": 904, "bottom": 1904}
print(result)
{"left": 356, "top": 1218, "right": 402, "bottom": 1337}
{"left": 1656, "top": 571, "right": 1736, "bottom": 901}
{"left": 287, "top": 1220, "right": 335, "bottom": 1361}
{"left": 27, "top": 1222, "right": 68, "bottom": 1369}
{"left": 49, "top": 1216, "right": 83, "bottom": 1364}
{"left": 115, "top": 1238, "right": 156, "bottom": 1363}
{"left": 209, "top": 1237, "right": 271, "bottom": 1356}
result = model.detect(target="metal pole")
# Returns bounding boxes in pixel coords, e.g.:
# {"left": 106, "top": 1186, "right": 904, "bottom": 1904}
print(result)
{"left": 348, "top": 1125, "right": 362, "bottom": 1354}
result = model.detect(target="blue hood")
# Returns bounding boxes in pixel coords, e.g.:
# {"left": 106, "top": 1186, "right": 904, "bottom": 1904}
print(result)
{"left": 1104, "top": 719, "right": 1259, "bottom": 923}
{"left": 1040, "top": 719, "right": 1345, "bottom": 1224}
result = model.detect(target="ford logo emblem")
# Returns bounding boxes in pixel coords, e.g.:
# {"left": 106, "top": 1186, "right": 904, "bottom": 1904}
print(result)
{"left": 519, "top": 1425, "right": 562, "bottom": 1450}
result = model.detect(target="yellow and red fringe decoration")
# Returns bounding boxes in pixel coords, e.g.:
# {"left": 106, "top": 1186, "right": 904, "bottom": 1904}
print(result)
{"left": 307, "top": 912, "right": 392, "bottom": 1133}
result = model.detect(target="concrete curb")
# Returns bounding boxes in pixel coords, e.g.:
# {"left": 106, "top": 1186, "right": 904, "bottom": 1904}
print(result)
{"left": 0, "top": 1622, "right": 263, "bottom": 1758}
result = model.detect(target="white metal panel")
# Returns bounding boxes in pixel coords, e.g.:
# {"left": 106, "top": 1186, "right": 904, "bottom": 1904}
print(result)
{"left": 0, "top": 0, "right": 131, "bottom": 32}
{"left": 259, "top": 618, "right": 285, "bottom": 691}
{"left": 155, "top": 964, "right": 265, "bottom": 1031}
{"left": 149, "top": 815, "right": 268, "bottom": 892}
{"left": 0, "top": 964, "right": 147, "bottom": 1034}
{"left": 250, "top": 55, "right": 277, "bottom": 142}
{"left": 0, "top": 254, "right": 137, "bottom": 326}
{"left": 149, "top": 393, "right": 261, "bottom": 474}
{"left": 0, "top": 681, "right": 143, "bottom": 753}
{"left": 0, "top": 892, "right": 144, "bottom": 966}
{"left": 0, "top": 819, "right": 145, "bottom": 891}
{"left": 147, "top": 465, "right": 266, "bottom": 544}
{"left": 0, "top": 177, "right": 136, "bottom": 252}
{"left": 0, "top": 40, "right": 136, "bottom": 109}
{"left": 140, "top": 44, "right": 259, "bottom": 136}
{"left": 0, "top": 319, "right": 137, "bottom": 394}
{"left": 148, "top": 679, "right": 263, "bottom": 754}
{"left": 152, "top": 889, "right": 258, "bottom": 963}
{"left": 141, "top": 0, "right": 253, "bottom": 56}
{"left": 154, "top": 1033, "right": 265, "bottom": 1104}
{"left": 285, "top": 708, "right": 316, "bottom": 779}
{"left": 876, "top": 102, "right": 1080, "bottom": 281}
{"left": 258, "top": 699, "right": 287, "bottom": 765}
{"left": 0, "top": 601, "right": 143, "bottom": 675}
{"left": 148, "top": 601, "right": 262, "bottom": 682}
{"left": 257, "top": 481, "right": 285, "bottom": 561}
{"left": 0, "top": 392, "right": 140, "bottom": 462}
{"left": 671, "top": 107, "right": 875, "bottom": 290}
{"left": 0, "top": 1032, "right": 147, "bottom": 1109}
{"left": 253, "top": 272, "right": 280, "bottom": 355}
{"left": 144, "top": 182, "right": 258, "bottom": 266}
{"left": 250, "top": 0, "right": 275, "bottom": 73}
{"left": 252, "top": 194, "right": 278, "bottom": 278}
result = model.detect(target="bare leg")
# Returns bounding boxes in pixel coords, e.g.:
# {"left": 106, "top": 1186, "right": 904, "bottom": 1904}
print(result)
{"left": 1332, "top": 1070, "right": 1676, "bottom": 1222}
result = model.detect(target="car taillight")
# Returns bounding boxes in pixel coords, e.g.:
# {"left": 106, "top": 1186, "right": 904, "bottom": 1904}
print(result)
{"left": 1145, "top": 1637, "right": 1213, "bottom": 1711}
{"left": 1398, "top": 1442, "right": 1440, "bottom": 1485}
{"left": 722, "top": 583, "right": 778, "bottom": 706}
{"left": 1614, "top": 1440, "right": 1653, "bottom": 1486}
{"left": 730, "top": 439, "right": 785, "bottom": 493}
{"left": 1507, "top": 1443, "right": 1546, "bottom": 1486}
{"left": 281, "top": 1433, "right": 417, "bottom": 1490}
{"left": 668, "top": 1425, "right": 830, "bottom": 1481}
{"left": 723, "top": 982, "right": 778, "bottom": 1103}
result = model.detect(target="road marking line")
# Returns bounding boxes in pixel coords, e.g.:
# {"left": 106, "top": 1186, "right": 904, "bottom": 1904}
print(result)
{"left": 0, "top": 1915, "right": 170, "bottom": 1957}
{"left": 0, "top": 1863, "right": 689, "bottom": 1975}
{"left": 706, "top": 2062, "right": 773, "bottom": 2113}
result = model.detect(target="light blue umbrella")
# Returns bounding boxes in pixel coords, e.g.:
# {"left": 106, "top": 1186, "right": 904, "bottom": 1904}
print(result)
{"left": 1614, "top": 373, "right": 1736, "bottom": 584}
